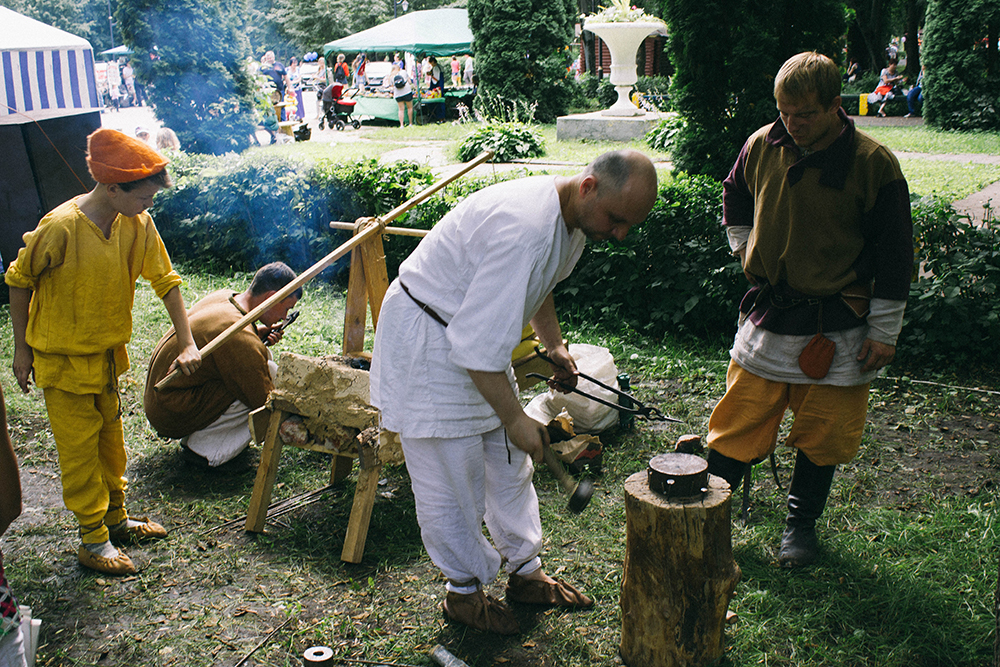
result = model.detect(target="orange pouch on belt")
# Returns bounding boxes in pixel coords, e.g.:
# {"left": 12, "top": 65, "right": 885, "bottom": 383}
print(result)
{"left": 798, "top": 333, "right": 836, "bottom": 379}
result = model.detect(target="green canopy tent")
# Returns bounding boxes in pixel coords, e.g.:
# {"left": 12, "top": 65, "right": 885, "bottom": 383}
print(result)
{"left": 323, "top": 8, "right": 473, "bottom": 58}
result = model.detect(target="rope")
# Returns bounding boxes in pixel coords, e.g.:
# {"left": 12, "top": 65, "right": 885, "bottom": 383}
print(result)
{"left": 3, "top": 103, "right": 92, "bottom": 193}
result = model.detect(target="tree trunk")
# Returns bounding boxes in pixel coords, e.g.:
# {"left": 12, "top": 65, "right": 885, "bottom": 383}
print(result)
{"left": 904, "top": 0, "right": 923, "bottom": 75}
{"left": 620, "top": 471, "right": 741, "bottom": 667}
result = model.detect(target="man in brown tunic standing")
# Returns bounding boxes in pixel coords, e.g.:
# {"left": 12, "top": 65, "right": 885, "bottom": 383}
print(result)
{"left": 144, "top": 262, "right": 301, "bottom": 466}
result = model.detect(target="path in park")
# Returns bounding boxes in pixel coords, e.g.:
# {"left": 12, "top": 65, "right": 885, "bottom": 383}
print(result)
{"left": 101, "top": 106, "right": 998, "bottom": 224}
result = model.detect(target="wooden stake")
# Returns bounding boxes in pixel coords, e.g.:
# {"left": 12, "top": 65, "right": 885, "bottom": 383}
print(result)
{"left": 154, "top": 150, "right": 493, "bottom": 390}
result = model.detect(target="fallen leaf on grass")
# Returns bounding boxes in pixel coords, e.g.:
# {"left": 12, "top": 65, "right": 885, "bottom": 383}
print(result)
{"left": 522, "top": 640, "right": 536, "bottom": 648}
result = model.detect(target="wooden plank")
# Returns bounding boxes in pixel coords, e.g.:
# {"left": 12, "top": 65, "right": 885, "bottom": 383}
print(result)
{"left": 249, "top": 406, "right": 271, "bottom": 446}
{"left": 342, "top": 245, "right": 369, "bottom": 356}
{"left": 330, "top": 454, "right": 355, "bottom": 484}
{"left": 245, "top": 409, "right": 288, "bottom": 533}
{"left": 360, "top": 233, "right": 391, "bottom": 331}
{"left": 340, "top": 462, "right": 382, "bottom": 563}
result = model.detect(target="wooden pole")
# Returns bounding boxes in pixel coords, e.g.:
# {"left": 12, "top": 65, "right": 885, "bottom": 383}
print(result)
{"left": 329, "top": 221, "right": 429, "bottom": 237}
{"left": 155, "top": 150, "right": 493, "bottom": 390}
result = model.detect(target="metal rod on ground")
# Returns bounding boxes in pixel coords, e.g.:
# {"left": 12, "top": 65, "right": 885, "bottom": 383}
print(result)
{"left": 155, "top": 150, "right": 493, "bottom": 390}
{"left": 428, "top": 644, "right": 470, "bottom": 667}
{"left": 232, "top": 617, "right": 292, "bottom": 667}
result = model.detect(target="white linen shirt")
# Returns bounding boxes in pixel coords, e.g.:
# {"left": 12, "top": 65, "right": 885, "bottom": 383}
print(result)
{"left": 371, "top": 175, "right": 586, "bottom": 438}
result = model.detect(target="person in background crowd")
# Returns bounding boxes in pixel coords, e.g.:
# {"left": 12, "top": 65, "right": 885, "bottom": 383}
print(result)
{"left": 463, "top": 55, "right": 474, "bottom": 86}
{"left": 353, "top": 53, "right": 368, "bottom": 89}
{"left": 450, "top": 55, "right": 462, "bottom": 88}
{"left": 287, "top": 56, "right": 305, "bottom": 121}
{"left": 156, "top": 128, "right": 181, "bottom": 152}
{"left": 905, "top": 64, "right": 924, "bottom": 118}
{"left": 260, "top": 51, "right": 288, "bottom": 120}
{"left": 427, "top": 56, "right": 446, "bottom": 122}
{"left": 333, "top": 54, "right": 350, "bottom": 86}
{"left": 134, "top": 126, "right": 152, "bottom": 145}
{"left": 385, "top": 63, "right": 414, "bottom": 128}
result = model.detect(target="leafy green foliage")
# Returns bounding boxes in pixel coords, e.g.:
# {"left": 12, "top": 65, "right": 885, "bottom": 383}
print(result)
{"left": 923, "top": 0, "right": 1000, "bottom": 131}
{"left": 898, "top": 196, "right": 1000, "bottom": 368}
{"left": 7, "top": 0, "right": 118, "bottom": 52}
{"left": 663, "top": 0, "right": 846, "bottom": 180}
{"left": 457, "top": 122, "right": 545, "bottom": 163}
{"left": 556, "top": 173, "right": 743, "bottom": 340}
{"left": 116, "top": 0, "right": 259, "bottom": 155}
{"left": 645, "top": 113, "right": 686, "bottom": 152}
{"left": 467, "top": 0, "right": 577, "bottom": 123}
{"left": 151, "top": 153, "right": 431, "bottom": 281}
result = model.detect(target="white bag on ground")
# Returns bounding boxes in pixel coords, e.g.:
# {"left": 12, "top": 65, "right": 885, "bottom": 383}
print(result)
{"left": 523, "top": 343, "right": 620, "bottom": 433}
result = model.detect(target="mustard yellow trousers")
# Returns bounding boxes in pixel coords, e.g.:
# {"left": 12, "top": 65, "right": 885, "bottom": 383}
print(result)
{"left": 43, "top": 385, "right": 128, "bottom": 544}
{"left": 707, "top": 361, "right": 870, "bottom": 467}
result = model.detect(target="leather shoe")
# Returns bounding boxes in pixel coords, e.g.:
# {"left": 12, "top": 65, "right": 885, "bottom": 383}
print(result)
{"left": 778, "top": 524, "right": 819, "bottom": 568}
{"left": 506, "top": 573, "right": 594, "bottom": 608}
{"left": 443, "top": 590, "right": 519, "bottom": 635}
{"left": 108, "top": 517, "right": 168, "bottom": 544}
{"left": 78, "top": 545, "right": 136, "bottom": 576}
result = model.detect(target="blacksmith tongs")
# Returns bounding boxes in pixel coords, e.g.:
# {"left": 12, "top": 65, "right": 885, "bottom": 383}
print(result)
{"left": 526, "top": 346, "right": 682, "bottom": 423}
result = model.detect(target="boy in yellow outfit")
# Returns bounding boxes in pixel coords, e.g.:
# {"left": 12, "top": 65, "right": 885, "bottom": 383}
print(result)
{"left": 5, "top": 128, "right": 202, "bottom": 576}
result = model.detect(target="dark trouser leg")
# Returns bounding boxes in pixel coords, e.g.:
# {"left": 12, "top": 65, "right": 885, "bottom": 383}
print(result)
{"left": 778, "top": 448, "right": 836, "bottom": 568}
{"left": 707, "top": 449, "right": 749, "bottom": 495}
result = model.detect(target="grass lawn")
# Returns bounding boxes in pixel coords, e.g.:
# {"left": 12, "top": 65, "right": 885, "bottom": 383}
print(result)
{"left": 257, "top": 119, "right": 995, "bottom": 202}
{"left": 0, "top": 268, "right": 996, "bottom": 667}
{"left": 0, "top": 114, "right": 996, "bottom": 667}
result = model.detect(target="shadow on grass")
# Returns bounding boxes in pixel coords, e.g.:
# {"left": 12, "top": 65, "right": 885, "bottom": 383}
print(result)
{"left": 732, "top": 527, "right": 991, "bottom": 666}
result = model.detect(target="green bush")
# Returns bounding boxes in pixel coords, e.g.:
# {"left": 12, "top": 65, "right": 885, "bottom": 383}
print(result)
{"left": 458, "top": 123, "right": 545, "bottom": 163}
{"left": 468, "top": 0, "right": 577, "bottom": 123}
{"left": 923, "top": 0, "right": 1000, "bottom": 131}
{"left": 556, "top": 172, "right": 743, "bottom": 340}
{"left": 151, "top": 154, "right": 431, "bottom": 281}
{"left": 646, "top": 113, "right": 686, "bottom": 152}
{"left": 898, "top": 196, "right": 1000, "bottom": 368}
{"left": 116, "top": 0, "right": 259, "bottom": 155}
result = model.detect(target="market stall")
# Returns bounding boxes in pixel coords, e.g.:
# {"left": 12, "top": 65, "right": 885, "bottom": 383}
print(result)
{"left": 0, "top": 7, "right": 101, "bottom": 269}
{"left": 324, "top": 8, "right": 473, "bottom": 124}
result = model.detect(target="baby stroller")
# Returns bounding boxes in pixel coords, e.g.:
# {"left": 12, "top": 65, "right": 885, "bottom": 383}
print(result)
{"left": 318, "top": 83, "right": 360, "bottom": 130}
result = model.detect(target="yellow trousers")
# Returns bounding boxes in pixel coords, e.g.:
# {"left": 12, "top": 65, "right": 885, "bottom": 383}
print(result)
{"left": 43, "top": 385, "right": 128, "bottom": 544}
{"left": 707, "top": 361, "right": 870, "bottom": 467}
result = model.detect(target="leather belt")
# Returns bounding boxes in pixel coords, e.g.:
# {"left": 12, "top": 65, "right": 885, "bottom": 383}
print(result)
{"left": 400, "top": 281, "right": 449, "bottom": 327}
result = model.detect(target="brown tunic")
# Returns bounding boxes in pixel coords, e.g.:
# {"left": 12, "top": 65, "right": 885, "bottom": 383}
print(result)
{"left": 143, "top": 290, "right": 272, "bottom": 438}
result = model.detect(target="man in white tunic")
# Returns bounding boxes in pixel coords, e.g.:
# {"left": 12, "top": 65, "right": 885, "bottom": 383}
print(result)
{"left": 371, "top": 150, "right": 658, "bottom": 634}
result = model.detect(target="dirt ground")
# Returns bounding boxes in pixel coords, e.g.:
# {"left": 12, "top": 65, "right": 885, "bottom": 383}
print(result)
{"left": 3, "top": 372, "right": 997, "bottom": 666}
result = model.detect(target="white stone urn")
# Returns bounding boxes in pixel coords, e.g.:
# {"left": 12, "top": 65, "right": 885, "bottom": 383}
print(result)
{"left": 584, "top": 21, "right": 665, "bottom": 116}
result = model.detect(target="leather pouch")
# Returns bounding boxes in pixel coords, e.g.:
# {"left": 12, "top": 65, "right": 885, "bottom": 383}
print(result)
{"left": 799, "top": 300, "right": 835, "bottom": 379}
{"left": 798, "top": 332, "right": 836, "bottom": 379}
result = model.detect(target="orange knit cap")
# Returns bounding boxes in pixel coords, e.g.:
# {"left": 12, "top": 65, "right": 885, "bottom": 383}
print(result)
{"left": 86, "top": 128, "right": 169, "bottom": 184}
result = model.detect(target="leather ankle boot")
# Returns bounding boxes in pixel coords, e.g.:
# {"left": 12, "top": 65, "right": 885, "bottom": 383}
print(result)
{"left": 778, "top": 449, "right": 836, "bottom": 568}
{"left": 707, "top": 449, "right": 749, "bottom": 495}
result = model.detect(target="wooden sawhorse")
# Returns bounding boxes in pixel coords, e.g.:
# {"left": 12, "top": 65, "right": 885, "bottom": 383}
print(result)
{"left": 244, "top": 399, "right": 383, "bottom": 563}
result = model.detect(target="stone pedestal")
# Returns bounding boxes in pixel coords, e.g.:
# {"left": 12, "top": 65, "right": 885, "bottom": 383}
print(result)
{"left": 556, "top": 110, "right": 666, "bottom": 142}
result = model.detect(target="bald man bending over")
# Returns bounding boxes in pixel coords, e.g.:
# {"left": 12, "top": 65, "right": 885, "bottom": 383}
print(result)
{"left": 371, "top": 150, "right": 658, "bottom": 634}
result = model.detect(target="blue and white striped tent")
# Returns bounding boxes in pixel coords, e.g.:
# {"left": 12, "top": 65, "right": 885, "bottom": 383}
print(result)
{"left": 0, "top": 6, "right": 101, "bottom": 126}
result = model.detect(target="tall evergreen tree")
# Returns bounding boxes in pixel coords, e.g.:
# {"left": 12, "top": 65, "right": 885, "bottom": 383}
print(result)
{"left": 922, "top": 0, "right": 1000, "bottom": 131}
{"left": 663, "top": 0, "right": 846, "bottom": 180}
{"left": 468, "top": 0, "right": 577, "bottom": 123}
{"left": 116, "top": 0, "right": 259, "bottom": 154}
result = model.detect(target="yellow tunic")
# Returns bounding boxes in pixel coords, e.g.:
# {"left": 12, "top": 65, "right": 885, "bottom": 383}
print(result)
{"left": 5, "top": 196, "right": 182, "bottom": 394}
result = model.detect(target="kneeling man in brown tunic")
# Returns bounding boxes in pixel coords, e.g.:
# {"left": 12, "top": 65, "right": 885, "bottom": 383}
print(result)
{"left": 144, "top": 262, "right": 301, "bottom": 466}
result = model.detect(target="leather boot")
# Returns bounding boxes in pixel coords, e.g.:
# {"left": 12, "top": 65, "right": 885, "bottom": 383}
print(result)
{"left": 707, "top": 449, "right": 749, "bottom": 495}
{"left": 778, "top": 449, "right": 836, "bottom": 568}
